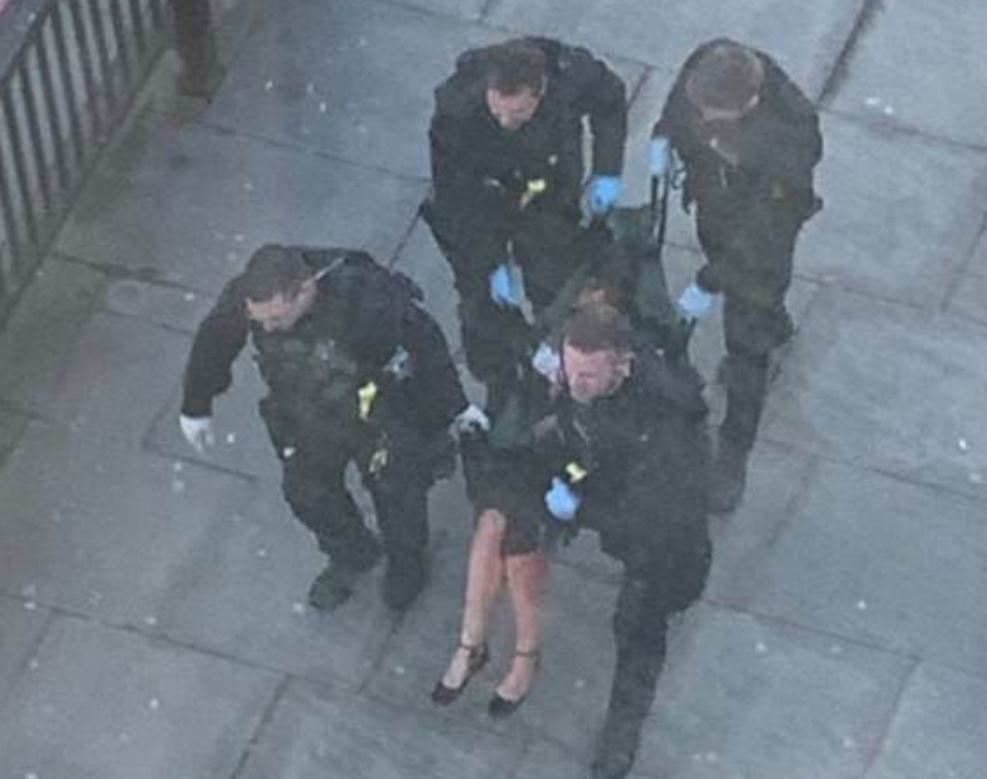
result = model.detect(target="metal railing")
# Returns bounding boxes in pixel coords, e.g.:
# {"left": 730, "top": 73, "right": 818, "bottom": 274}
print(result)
{"left": 0, "top": 0, "right": 198, "bottom": 322}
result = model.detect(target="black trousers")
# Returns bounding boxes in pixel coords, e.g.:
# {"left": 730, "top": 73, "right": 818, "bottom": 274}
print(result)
{"left": 259, "top": 398, "right": 433, "bottom": 571}
{"left": 697, "top": 201, "right": 804, "bottom": 453}
{"left": 422, "top": 197, "right": 590, "bottom": 405}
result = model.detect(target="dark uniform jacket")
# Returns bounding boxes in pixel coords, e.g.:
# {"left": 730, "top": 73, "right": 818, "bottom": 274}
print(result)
{"left": 181, "top": 248, "right": 467, "bottom": 444}
{"left": 428, "top": 37, "right": 627, "bottom": 272}
{"left": 537, "top": 351, "right": 711, "bottom": 609}
{"left": 653, "top": 39, "right": 822, "bottom": 303}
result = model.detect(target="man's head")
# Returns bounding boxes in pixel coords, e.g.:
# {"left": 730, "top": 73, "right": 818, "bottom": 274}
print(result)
{"left": 685, "top": 40, "right": 764, "bottom": 122}
{"left": 240, "top": 245, "right": 318, "bottom": 332}
{"left": 561, "top": 303, "right": 633, "bottom": 404}
{"left": 485, "top": 39, "right": 547, "bottom": 130}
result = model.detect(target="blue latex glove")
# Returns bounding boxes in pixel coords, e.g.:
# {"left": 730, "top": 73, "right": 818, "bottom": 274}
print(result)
{"left": 587, "top": 175, "right": 623, "bottom": 215}
{"left": 677, "top": 282, "right": 716, "bottom": 320}
{"left": 649, "top": 136, "right": 672, "bottom": 177}
{"left": 489, "top": 263, "right": 524, "bottom": 308}
{"left": 545, "top": 477, "right": 581, "bottom": 521}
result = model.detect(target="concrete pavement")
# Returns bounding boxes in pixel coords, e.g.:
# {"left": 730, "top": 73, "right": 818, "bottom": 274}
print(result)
{"left": 0, "top": 0, "right": 985, "bottom": 776}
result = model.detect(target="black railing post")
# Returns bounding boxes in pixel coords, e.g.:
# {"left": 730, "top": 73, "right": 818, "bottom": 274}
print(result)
{"left": 173, "top": 0, "right": 220, "bottom": 99}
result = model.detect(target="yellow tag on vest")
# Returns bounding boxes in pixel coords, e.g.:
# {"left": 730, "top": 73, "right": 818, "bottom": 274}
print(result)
{"left": 565, "top": 461, "right": 588, "bottom": 484}
{"left": 520, "top": 178, "right": 547, "bottom": 208}
{"left": 358, "top": 381, "right": 378, "bottom": 420}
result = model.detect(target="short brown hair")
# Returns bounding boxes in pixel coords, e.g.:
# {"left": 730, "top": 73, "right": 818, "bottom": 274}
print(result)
{"left": 240, "top": 245, "right": 312, "bottom": 302}
{"left": 685, "top": 40, "right": 764, "bottom": 113}
{"left": 487, "top": 39, "right": 547, "bottom": 95}
{"left": 562, "top": 302, "right": 633, "bottom": 354}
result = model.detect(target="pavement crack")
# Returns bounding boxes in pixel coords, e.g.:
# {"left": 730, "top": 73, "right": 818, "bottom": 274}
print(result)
{"left": 818, "top": 0, "right": 884, "bottom": 105}
{"left": 230, "top": 674, "right": 290, "bottom": 779}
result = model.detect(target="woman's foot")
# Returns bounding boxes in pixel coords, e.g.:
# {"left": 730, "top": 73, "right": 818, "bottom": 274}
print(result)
{"left": 431, "top": 642, "right": 489, "bottom": 705}
{"left": 489, "top": 648, "right": 540, "bottom": 718}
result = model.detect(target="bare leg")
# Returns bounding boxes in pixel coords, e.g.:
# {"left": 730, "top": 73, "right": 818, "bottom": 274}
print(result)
{"left": 495, "top": 550, "right": 548, "bottom": 701}
{"left": 441, "top": 509, "right": 507, "bottom": 688}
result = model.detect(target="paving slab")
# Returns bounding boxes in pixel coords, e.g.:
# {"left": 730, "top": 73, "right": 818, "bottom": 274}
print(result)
{"left": 827, "top": 0, "right": 987, "bottom": 147}
{"left": 0, "top": 422, "right": 250, "bottom": 628}
{"left": 714, "top": 458, "right": 987, "bottom": 676}
{"left": 0, "top": 311, "right": 190, "bottom": 445}
{"left": 514, "top": 739, "right": 652, "bottom": 779}
{"left": 633, "top": 604, "right": 911, "bottom": 779}
{"left": 102, "top": 277, "right": 216, "bottom": 334}
{"left": 866, "top": 663, "right": 987, "bottom": 779}
{"left": 203, "top": 0, "right": 644, "bottom": 181}
{"left": 486, "top": 0, "right": 864, "bottom": 99}
{"left": 238, "top": 678, "right": 520, "bottom": 779}
{"left": 0, "top": 257, "right": 105, "bottom": 414}
{"left": 56, "top": 111, "right": 428, "bottom": 295}
{"left": 705, "top": 441, "right": 816, "bottom": 601}
{"left": 947, "top": 230, "right": 987, "bottom": 326}
{"left": 0, "top": 404, "right": 30, "bottom": 467}
{"left": 164, "top": 484, "right": 395, "bottom": 688}
{"left": 0, "top": 615, "right": 279, "bottom": 779}
{"left": 0, "top": 594, "right": 49, "bottom": 706}
{"left": 798, "top": 114, "right": 987, "bottom": 306}
{"left": 202, "top": 0, "right": 506, "bottom": 179}
{"left": 378, "top": 0, "right": 489, "bottom": 22}
{"left": 763, "top": 286, "right": 987, "bottom": 500}
{"left": 368, "top": 539, "right": 626, "bottom": 759}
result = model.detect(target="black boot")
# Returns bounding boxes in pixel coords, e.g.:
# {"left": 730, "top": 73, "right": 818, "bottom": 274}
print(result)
{"left": 592, "top": 645, "right": 662, "bottom": 779}
{"left": 308, "top": 535, "right": 382, "bottom": 611}
{"left": 708, "top": 435, "right": 749, "bottom": 514}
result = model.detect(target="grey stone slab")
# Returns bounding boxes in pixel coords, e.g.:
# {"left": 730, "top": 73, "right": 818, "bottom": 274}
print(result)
{"left": 706, "top": 441, "right": 815, "bottom": 601}
{"left": 0, "top": 312, "right": 190, "bottom": 444}
{"left": 0, "top": 405, "right": 30, "bottom": 467}
{"left": 368, "top": 540, "right": 621, "bottom": 758}
{"left": 796, "top": 114, "right": 987, "bottom": 306}
{"left": 238, "top": 678, "right": 519, "bottom": 779}
{"left": 146, "top": 350, "right": 282, "bottom": 483}
{"left": 486, "top": 0, "right": 864, "bottom": 99}
{"left": 763, "top": 287, "right": 987, "bottom": 500}
{"left": 949, "top": 271, "right": 987, "bottom": 327}
{"left": 0, "top": 615, "right": 278, "bottom": 779}
{"left": 0, "top": 423, "right": 250, "bottom": 627}
{"left": 633, "top": 604, "right": 911, "bottom": 779}
{"left": 202, "top": 0, "right": 508, "bottom": 179}
{"left": 391, "top": 0, "right": 488, "bottom": 21}
{"left": 867, "top": 663, "right": 987, "bottom": 779}
{"left": 0, "top": 257, "right": 105, "bottom": 412}
{"left": 102, "top": 277, "right": 217, "bottom": 334}
{"left": 716, "top": 459, "right": 987, "bottom": 676}
{"left": 514, "top": 740, "right": 651, "bottom": 779}
{"left": 828, "top": 0, "right": 987, "bottom": 147}
{"left": 57, "top": 111, "right": 428, "bottom": 294}
{"left": 164, "top": 484, "right": 394, "bottom": 687}
{"left": 0, "top": 594, "right": 49, "bottom": 705}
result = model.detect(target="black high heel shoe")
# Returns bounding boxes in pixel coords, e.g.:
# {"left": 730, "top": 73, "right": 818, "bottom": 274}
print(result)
{"left": 488, "top": 648, "right": 540, "bottom": 719}
{"left": 430, "top": 642, "right": 490, "bottom": 705}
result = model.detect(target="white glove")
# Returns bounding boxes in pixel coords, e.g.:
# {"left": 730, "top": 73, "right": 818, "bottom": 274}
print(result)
{"left": 531, "top": 342, "right": 561, "bottom": 383}
{"left": 649, "top": 136, "right": 672, "bottom": 177}
{"left": 677, "top": 282, "right": 716, "bottom": 320}
{"left": 179, "top": 414, "right": 214, "bottom": 453}
{"left": 454, "top": 403, "right": 490, "bottom": 434}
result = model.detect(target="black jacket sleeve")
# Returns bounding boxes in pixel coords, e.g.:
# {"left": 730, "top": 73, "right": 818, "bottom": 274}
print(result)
{"left": 405, "top": 304, "right": 468, "bottom": 436}
{"left": 428, "top": 52, "right": 489, "bottom": 206}
{"left": 562, "top": 45, "right": 627, "bottom": 176}
{"left": 181, "top": 279, "right": 249, "bottom": 417}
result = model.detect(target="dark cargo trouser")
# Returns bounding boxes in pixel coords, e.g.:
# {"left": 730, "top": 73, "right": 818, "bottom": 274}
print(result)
{"left": 697, "top": 199, "right": 805, "bottom": 453}
{"left": 260, "top": 398, "right": 433, "bottom": 573}
{"left": 422, "top": 196, "right": 589, "bottom": 411}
